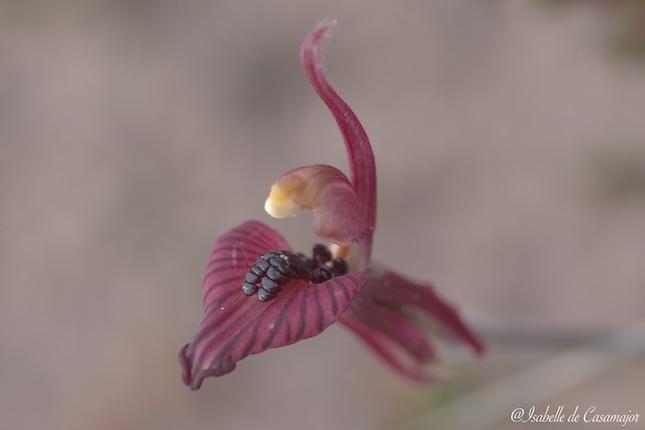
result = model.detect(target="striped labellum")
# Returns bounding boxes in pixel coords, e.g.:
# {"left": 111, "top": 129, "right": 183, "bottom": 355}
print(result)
{"left": 179, "top": 221, "right": 366, "bottom": 390}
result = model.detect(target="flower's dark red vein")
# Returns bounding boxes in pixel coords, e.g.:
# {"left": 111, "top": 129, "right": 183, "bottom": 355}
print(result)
{"left": 391, "top": 289, "right": 483, "bottom": 353}
{"left": 192, "top": 299, "right": 262, "bottom": 372}
{"left": 207, "top": 255, "right": 256, "bottom": 267}
{"left": 220, "top": 230, "right": 270, "bottom": 247}
{"left": 262, "top": 291, "right": 298, "bottom": 349}
{"left": 208, "top": 238, "right": 257, "bottom": 257}
{"left": 192, "top": 293, "right": 245, "bottom": 347}
{"left": 203, "top": 263, "right": 245, "bottom": 279}
{"left": 211, "top": 236, "right": 263, "bottom": 250}
{"left": 356, "top": 303, "right": 386, "bottom": 329}
{"left": 203, "top": 264, "right": 246, "bottom": 280}
{"left": 213, "top": 298, "right": 281, "bottom": 368}
{"left": 210, "top": 242, "right": 267, "bottom": 258}
{"left": 285, "top": 313, "right": 293, "bottom": 343}
{"left": 325, "top": 281, "right": 339, "bottom": 316}
{"left": 352, "top": 304, "right": 421, "bottom": 358}
{"left": 203, "top": 258, "right": 256, "bottom": 281}
{"left": 207, "top": 245, "right": 267, "bottom": 265}
{"left": 343, "top": 274, "right": 362, "bottom": 297}
{"left": 238, "top": 223, "right": 271, "bottom": 242}
{"left": 195, "top": 291, "right": 240, "bottom": 332}
{"left": 351, "top": 298, "right": 374, "bottom": 321}
{"left": 211, "top": 241, "right": 266, "bottom": 256}
{"left": 235, "top": 310, "right": 267, "bottom": 357}
{"left": 294, "top": 288, "right": 309, "bottom": 341}
{"left": 362, "top": 303, "right": 434, "bottom": 362}
{"left": 239, "top": 321, "right": 260, "bottom": 359}
{"left": 240, "top": 299, "right": 277, "bottom": 357}
{"left": 254, "top": 228, "right": 289, "bottom": 251}
{"left": 239, "top": 223, "right": 284, "bottom": 248}
{"left": 202, "top": 275, "right": 244, "bottom": 303}
{"left": 203, "top": 274, "right": 241, "bottom": 296}
{"left": 208, "top": 250, "right": 258, "bottom": 262}
{"left": 336, "top": 277, "right": 350, "bottom": 302}
{"left": 373, "top": 287, "right": 444, "bottom": 315}
{"left": 243, "top": 227, "right": 272, "bottom": 244}
{"left": 346, "top": 274, "right": 361, "bottom": 291}
{"left": 202, "top": 290, "right": 236, "bottom": 319}
{"left": 217, "top": 235, "right": 273, "bottom": 252}
{"left": 312, "top": 286, "right": 324, "bottom": 332}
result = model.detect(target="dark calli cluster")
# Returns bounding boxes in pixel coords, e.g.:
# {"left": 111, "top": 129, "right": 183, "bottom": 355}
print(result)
{"left": 241, "top": 245, "right": 348, "bottom": 302}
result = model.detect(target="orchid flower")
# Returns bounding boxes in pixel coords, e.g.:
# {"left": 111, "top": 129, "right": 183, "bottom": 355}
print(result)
{"left": 178, "top": 21, "right": 484, "bottom": 390}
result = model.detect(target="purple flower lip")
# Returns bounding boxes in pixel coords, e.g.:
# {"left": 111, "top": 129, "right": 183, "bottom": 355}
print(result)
{"left": 178, "top": 221, "right": 367, "bottom": 390}
{"left": 178, "top": 20, "right": 484, "bottom": 390}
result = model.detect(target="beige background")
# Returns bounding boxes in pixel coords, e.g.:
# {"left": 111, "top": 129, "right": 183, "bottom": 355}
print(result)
{"left": 2, "top": 1, "right": 644, "bottom": 429}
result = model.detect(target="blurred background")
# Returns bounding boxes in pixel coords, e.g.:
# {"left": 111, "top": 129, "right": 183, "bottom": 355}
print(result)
{"left": 2, "top": 1, "right": 645, "bottom": 429}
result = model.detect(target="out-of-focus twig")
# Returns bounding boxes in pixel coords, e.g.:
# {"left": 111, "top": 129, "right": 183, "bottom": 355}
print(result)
{"left": 403, "top": 318, "right": 645, "bottom": 430}
{"left": 474, "top": 314, "right": 625, "bottom": 349}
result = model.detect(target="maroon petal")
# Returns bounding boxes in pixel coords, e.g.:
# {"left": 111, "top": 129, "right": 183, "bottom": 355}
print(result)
{"left": 342, "top": 311, "right": 440, "bottom": 382}
{"left": 341, "top": 263, "right": 484, "bottom": 382}
{"left": 179, "top": 220, "right": 367, "bottom": 390}
{"left": 301, "top": 21, "right": 377, "bottom": 265}
{"left": 348, "top": 295, "right": 437, "bottom": 363}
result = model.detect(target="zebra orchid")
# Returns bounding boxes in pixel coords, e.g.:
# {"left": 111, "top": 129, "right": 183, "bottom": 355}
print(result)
{"left": 178, "top": 21, "right": 484, "bottom": 390}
